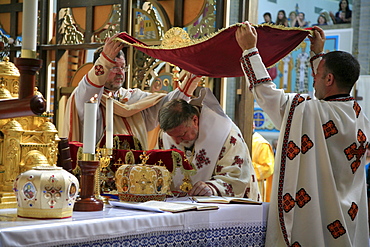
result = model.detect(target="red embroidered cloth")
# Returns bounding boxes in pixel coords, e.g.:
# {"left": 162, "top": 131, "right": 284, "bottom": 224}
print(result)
{"left": 116, "top": 24, "right": 310, "bottom": 78}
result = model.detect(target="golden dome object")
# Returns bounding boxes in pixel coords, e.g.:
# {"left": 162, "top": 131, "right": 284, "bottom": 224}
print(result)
{"left": 37, "top": 119, "right": 57, "bottom": 132}
{"left": 0, "top": 83, "right": 12, "bottom": 99}
{"left": 2, "top": 119, "right": 23, "bottom": 131}
{"left": 22, "top": 150, "right": 51, "bottom": 168}
{"left": 0, "top": 57, "right": 20, "bottom": 77}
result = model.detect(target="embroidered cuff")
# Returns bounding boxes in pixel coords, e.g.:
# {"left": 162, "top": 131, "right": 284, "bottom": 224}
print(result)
{"left": 179, "top": 73, "right": 202, "bottom": 97}
{"left": 240, "top": 48, "right": 271, "bottom": 91}
{"left": 86, "top": 51, "right": 116, "bottom": 87}
{"left": 309, "top": 51, "right": 324, "bottom": 75}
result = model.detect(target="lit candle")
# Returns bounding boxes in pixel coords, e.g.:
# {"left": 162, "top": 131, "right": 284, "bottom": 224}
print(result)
{"left": 106, "top": 93, "right": 114, "bottom": 149}
{"left": 21, "top": 0, "right": 38, "bottom": 58}
{"left": 83, "top": 95, "right": 98, "bottom": 155}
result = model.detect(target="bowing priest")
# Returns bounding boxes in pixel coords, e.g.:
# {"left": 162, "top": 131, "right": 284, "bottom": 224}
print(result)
{"left": 157, "top": 87, "right": 260, "bottom": 200}
{"left": 62, "top": 33, "right": 201, "bottom": 150}
{"left": 236, "top": 23, "right": 369, "bottom": 246}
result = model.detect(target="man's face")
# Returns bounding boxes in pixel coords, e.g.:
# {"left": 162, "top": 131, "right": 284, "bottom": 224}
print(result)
{"left": 104, "top": 55, "right": 126, "bottom": 91}
{"left": 165, "top": 115, "right": 199, "bottom": 148}
{"left": 313, "top": 60, "right": 328, "bottom": 99}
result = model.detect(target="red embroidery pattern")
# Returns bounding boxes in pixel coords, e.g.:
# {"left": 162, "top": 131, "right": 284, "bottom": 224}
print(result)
{"left": 218, "top": 146, "right": 226, "bottom": 160}
{"left": 348, "top": 202, "right": 358, "bottom": 221}
{"left": 224, "top": 183, "right": 234, "bottom": 196}
{"left": 301, "top": 134, "right": 314, "bottom": 154}
{"left": 283, "top": 193, "right": 295, "bottom": 212}
{"left": 278, "top": 94, "right": 302, "bottom": 246}
{"left": 327, "top": 96, "right": 355, "bottom": 102}
{"left": 95, "top": 65, "right": 104, "bottom": 76}
{"left": 195, "top": 149, "right": 210, "bottom": 169}
{"left": 357, "top": 129, "right": 367, "bottom": 143}
{"left": 291, "top": 242, "right": 302, "bottom": 247}
{"left": 327, "top": 220, "right": 346, "bottom": 239}
{"left": 230, "top": 136, "right": 237, "bottom": 145}
{"left": 286, "top": 141, "right": 300, "bottom": 160}
{"left": 240, "top": 53, "right": 272, "bottom": 90}
{"left": 309, "top": 52, "right": 325, "bottom": 69}
{"left": 353, "top": 101, "right": 361, "bottom": 118}
{"left": 216, "top": 165, "right": 223, "bottom": 173}
{"left": 322, "top": 120, "right": 338, "bottom": 139}
{"left": 297, "top": 96, "right": 306, "bottom": 105}
{"left": 251, "top": 174, "right": 256, "bottom": 183}
{"left": 232, "top": 156, "right": 244, "bottom": 168}
{"left": 344, "top": 130, "right": 367, "bottom": 174}
{"left": 295, "top": 188, "right": 311, "bottom": 208}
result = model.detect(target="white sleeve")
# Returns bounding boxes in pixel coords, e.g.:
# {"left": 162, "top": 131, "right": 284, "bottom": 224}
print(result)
{"left": 239, "top": 48, "right": 289, "bottom": 129}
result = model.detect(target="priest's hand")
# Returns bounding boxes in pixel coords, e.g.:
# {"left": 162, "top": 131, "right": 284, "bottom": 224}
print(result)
{"left": 103, "top": 33, "right": 124, "bottom": 61}
{"left": 236, "top": 22, "right": 257, "bottom": 51}
{"left": 187, "top": 181, "right": 213, "bottom": 196}
{"left": 308, "top": 26, "right": 325, "bottom": 54}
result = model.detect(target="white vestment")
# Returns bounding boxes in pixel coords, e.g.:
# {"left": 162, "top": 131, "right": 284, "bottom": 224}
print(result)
{"left": 241, "top": 48, "right": 370, "bottom": 246}
{"left": 158, "top": 88, "right": 260, "bottom": 200}
{"left": 61, "top": 51, "right": 197, "bottom": 150}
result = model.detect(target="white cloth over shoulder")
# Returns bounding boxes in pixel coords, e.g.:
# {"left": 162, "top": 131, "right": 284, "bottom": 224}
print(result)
{"left": 159, "top": 88, "right": 260, "bottom": 200}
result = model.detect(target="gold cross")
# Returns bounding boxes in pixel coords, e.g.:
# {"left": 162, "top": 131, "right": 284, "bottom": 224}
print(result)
{"left": 139, "top": 151, "right": 149, "bottom": 165}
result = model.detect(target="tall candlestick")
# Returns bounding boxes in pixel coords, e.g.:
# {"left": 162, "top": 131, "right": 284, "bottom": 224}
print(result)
{"left": 21, "top": 0, "right": 38, "bottom": 58}
{"left": 83, "top": 96, "right": 98, "bottom": 156}
{"left": 106, "top": 93, "right": 114, "bottom": 149}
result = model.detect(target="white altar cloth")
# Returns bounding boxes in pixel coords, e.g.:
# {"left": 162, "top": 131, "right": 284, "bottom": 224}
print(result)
{"left": 0, "top": 201, "right": 268, "bottom": 247}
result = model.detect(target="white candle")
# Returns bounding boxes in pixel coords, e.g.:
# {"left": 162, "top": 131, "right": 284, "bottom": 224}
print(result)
{"left": 83, "top": 97, "right": 98, "bottom": 154}
{"left": 21, "top": 0, "right": 38, "bottom": 58}
{"left": 106, "top": 94, "right": 114, "bottom": 149}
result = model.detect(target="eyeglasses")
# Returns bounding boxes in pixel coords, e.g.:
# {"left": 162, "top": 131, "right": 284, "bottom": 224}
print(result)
{"left": 110, "top": 66, "right": 129, "bottom": 73}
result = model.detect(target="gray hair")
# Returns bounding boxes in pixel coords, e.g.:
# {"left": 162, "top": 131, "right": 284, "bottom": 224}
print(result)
{"left": 158, "top": 99, "right": 199, "bottom": 132}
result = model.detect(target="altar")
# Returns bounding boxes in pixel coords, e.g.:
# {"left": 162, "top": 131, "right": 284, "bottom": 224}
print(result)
{"left": 0, "top": 201, "right": 268, "bottom": 246}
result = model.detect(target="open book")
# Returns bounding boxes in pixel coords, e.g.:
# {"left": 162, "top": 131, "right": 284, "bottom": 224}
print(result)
{"left": 192, "top": 196, "right": 262, "bottom": 205}
{"left": 109, "top": 200, "right": 219, "bottom": 213}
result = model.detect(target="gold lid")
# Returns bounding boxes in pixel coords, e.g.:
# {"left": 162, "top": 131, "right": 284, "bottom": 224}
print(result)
{"left": 37, "top": 119, "right": 57, "bottom": 132}
{"left": 0, "top": 83, "right": 12, "bottom": 99}
{"left": 2, "top": 119, "right": 23, "bottom": 131}
{"left": 23, "top": 150, "right": 51, "bottom": 168}
{"left": 0, "top": 57, "right": 20, "bottom": 77}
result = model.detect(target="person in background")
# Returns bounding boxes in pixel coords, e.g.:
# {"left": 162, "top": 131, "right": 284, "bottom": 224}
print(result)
{"left": 62, "top": 33, "right": 201, "bottom": 150}
{"left": 312, "top": 14, "right": 328, "bottom": 26}
{"left": 236, "top": 23, "right": 369, "bottom": 246}
{"left": 330, "top": 0, "right": 352, "bottom": 24}
{"left": 157, "top": 88, "right": 260, "bottom": 200}
{"left": 252, "top": 123, "right": 274, "bottom": 202}
{"left": 288, "top": 11, "right": 297, "bottom": 27}
{"left": 292, "top": 12, "right": 309, "bottom": 28}
{"left": 275, "top": 10, "right": 289, "bottom": 27}
{"left": 262, "top": 12, "right": 274, "bottom": 24}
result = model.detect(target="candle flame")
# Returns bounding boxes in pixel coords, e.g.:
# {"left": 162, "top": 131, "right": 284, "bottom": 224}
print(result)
{"left": 88, "top": 94, "right": 98, "bottom": 103}
{"left": 108, "top": 92, "right": 113, "bottom": 99}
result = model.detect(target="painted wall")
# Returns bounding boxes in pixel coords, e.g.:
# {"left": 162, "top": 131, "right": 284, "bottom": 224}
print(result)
{"left": 257, "top": 0, "right": 350, "bottom": 27}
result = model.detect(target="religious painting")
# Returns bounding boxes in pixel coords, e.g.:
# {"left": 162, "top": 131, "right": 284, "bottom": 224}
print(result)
{"left": 271, "top": 36, "right": 338, "bottom": 95}
{"left": 133, "top": 8, "right": 161, "bottom": 41}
